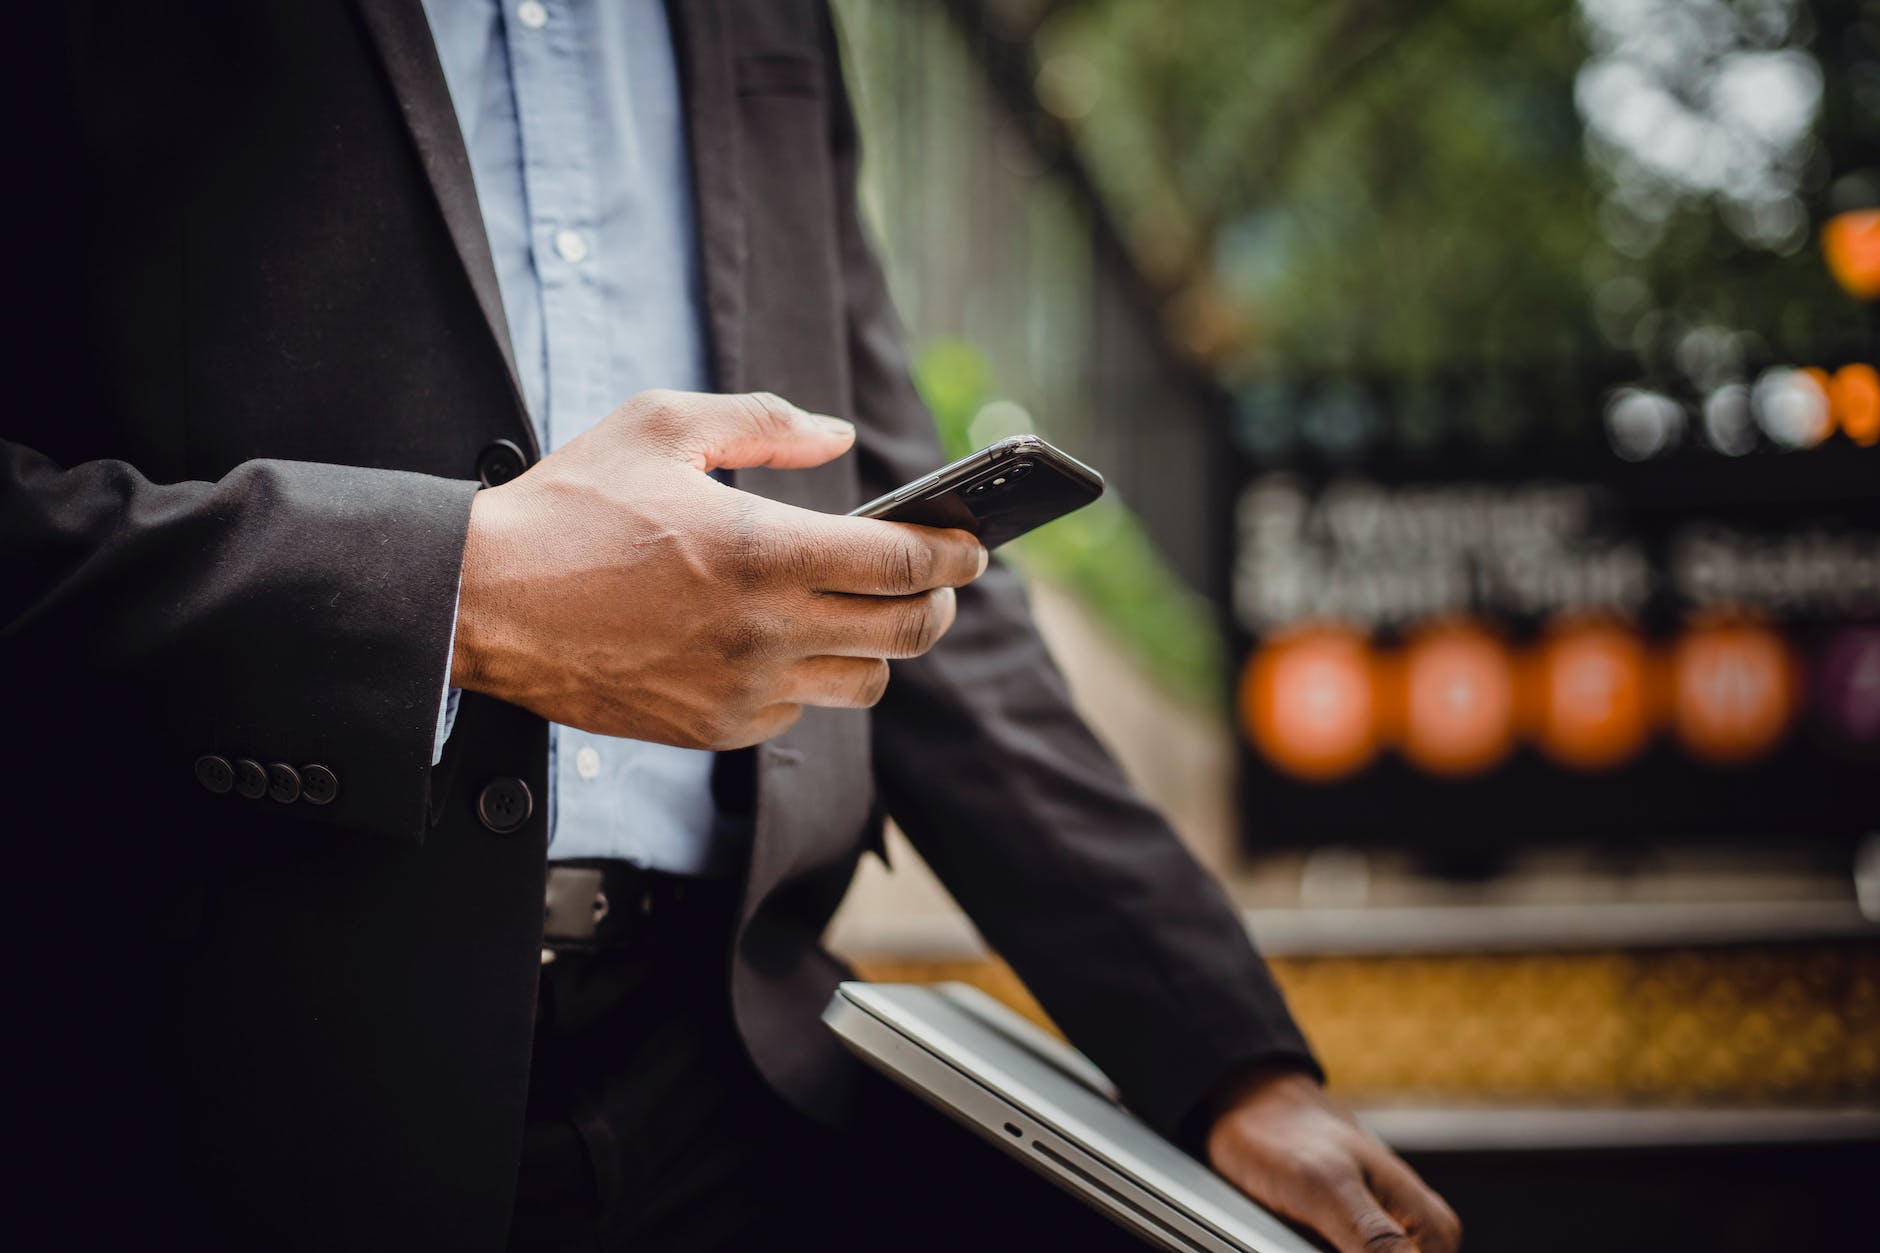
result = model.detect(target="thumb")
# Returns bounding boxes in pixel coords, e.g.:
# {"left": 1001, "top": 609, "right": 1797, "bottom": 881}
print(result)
{"left": 655, "top": 390, "right": 855, "bottom": 472}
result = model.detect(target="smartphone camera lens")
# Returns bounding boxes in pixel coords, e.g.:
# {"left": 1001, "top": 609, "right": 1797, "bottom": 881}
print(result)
{"left": 966, "top": 461, "right": 1034, "bottom": 498}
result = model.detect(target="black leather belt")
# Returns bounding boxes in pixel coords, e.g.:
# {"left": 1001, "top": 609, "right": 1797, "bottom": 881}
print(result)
{"left": 541, "top": 861, "right": 739, "bottom": 957}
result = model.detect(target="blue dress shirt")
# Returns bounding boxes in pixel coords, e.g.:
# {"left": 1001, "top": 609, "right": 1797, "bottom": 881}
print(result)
{"left": 423, "top": 0, "right": 741, "bottom": 875}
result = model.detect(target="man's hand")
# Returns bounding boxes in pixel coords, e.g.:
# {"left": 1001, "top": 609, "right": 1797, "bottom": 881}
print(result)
{"left": 1206, "top": 1067, "right": 1461, "bottom": 1253}
{"left": 450, "top": 388, "right": 987, "bottom": 749}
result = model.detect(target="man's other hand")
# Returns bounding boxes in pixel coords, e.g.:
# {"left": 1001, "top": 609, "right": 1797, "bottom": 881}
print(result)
{"left": 1206, "top": 1067, "right": 1462, "bottom": 1253}
{"left": 450, "top": 389, "right": 988, "bottom": 749}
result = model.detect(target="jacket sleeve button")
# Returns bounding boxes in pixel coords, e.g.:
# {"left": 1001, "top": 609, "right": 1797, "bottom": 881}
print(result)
{"left": 300, "top": 764, "right": 339, "bottom": 806}
{"left": 476, "top": 439, "right": 529, "bottom": 488}
{"left": 233, "top": 759, "right": 269, "bottom": 799}
{"left": 476, "top": 777, "right": 534, "bottom": 834}
{"left": 195, "top": 755, "right": 235, "bottom": 795}
{"left": 265, "top": 762, "right": 302, "bottom": 804}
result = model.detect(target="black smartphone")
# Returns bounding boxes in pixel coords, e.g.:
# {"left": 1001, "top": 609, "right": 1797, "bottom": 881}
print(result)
{"left": 848, "top": 435, "right": 1104, "bottom": 549}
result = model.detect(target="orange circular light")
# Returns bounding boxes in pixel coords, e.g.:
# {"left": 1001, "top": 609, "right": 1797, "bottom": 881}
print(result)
{"left": 1528, "top": 620, "right": 1651, "bottom": 771}
{"left": 1669, "top": 621, "right": 1798, "bottom": 765}
{"left": 1398, "top": 623, "right": 1517, "bottom": 777}
{"left": 1239, "top": 626, "right": 1379, "bottom": 781}
{"left": 1829, "top": 363, "right": 1880, "bottom": 447}
{"left": 1822, "top": 210, "right": 1880, "bottom": 302}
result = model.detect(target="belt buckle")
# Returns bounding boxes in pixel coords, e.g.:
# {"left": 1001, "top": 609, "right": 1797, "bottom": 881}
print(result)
{"left": 542, "top": 866, "right": 613, "bottom": 961}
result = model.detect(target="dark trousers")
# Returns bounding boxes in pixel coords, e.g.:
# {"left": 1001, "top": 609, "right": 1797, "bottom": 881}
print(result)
{"left": 507, "top": 869, "right": 1147, "bottom": 1252}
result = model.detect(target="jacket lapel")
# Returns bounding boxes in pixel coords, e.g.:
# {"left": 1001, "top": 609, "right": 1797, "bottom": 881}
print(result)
{"left": 667, "top": 0, "right": 748, "bottom": 398}
{"left": 352, "top": 0, "right": 531, "bottom": 437}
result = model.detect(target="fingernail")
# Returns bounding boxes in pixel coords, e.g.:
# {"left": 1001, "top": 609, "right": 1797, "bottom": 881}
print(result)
{"left": 976, "top": 544, "right": 990, "bottom": 576}
{"left": 810, "top": 412, "right": 855, "bottom": 436}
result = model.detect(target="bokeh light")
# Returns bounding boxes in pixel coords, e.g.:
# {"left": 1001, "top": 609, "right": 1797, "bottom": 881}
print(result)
{"left": 1750, "top": 366, "right": 1832, "bottom": 449}
{"left": 1668, "top": 619, "right": 1800, "bottom": 765}
{"left": 1604, "top": 387, "right": 1684, "bottom": 461}
{"left": 1394, "top": 623, "right": 1519, "bottom": 777}
{"left": 1240, "top": 626, "right": 1380, "bottom": 782}
{"left": 1828, "top": 364, "right": 1880, "bottom": 447}
{"left": 1527, "top": 618, "right": 1653, "bottom": 770}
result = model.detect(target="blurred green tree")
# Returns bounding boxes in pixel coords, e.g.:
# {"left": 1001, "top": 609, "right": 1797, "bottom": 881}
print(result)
{"left": 1034, "top": 0, "right": 1871, "bottom": 376}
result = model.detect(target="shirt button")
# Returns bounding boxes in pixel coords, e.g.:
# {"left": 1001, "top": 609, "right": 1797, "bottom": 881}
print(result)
{"left": 574, "top": 746, "right": 601, "bottom": 781}
{"left": 516, "top": 1, "right": 548, "bottom": 31}
{"left": 553, "top": 229, "right": 589, "bottom": 264}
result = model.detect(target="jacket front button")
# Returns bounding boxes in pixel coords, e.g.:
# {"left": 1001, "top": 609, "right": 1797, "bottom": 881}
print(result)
{"left": 476, "top": 777, "right": 533, "bottom": 834}
{"left": 233, "top": 758, "right": 268, "bottom": 800}
{"left": 300, "top": 764, "right": 339, "bottom": 806}
{"left": 265, "top": 762, "right": 302, "bottom": 804}
{"left": 195, "top": 755, "right": 234, "bottom": 795}
{"left": 476, "top": 439, "right": 529, "bottom": 488}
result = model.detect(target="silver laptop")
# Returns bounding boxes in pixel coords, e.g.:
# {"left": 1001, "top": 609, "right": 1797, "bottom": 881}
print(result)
{"left": 823, "top": 982, "right": 1319, "bottom": 1253}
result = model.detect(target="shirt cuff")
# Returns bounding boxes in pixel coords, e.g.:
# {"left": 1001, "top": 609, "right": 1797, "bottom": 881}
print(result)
{"left": 432, "top": 585, "right": 463, "bottom": 765}
{"left": 433, "top": 686, "right": 462, "bottom": 765}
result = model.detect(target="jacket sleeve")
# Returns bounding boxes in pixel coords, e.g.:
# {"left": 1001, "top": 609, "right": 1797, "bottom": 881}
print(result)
{"left": 818, "top": 14, "right": 1322, "bottom": 1143}
{"left": 0, "top": 437, "right": 478, "bottom": 843}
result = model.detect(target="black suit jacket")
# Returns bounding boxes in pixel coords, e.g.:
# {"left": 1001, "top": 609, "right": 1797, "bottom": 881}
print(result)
{"left": 1, "top": 2, "right": 1314, "bottom": 1247}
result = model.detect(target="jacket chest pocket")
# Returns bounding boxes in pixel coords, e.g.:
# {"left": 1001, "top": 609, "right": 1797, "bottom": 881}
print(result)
{"left": 735, "top": 49, "right": 846, "bottom": 415}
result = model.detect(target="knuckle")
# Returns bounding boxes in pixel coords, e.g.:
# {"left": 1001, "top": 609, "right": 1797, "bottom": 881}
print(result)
{"left": 892, "top": 599, "right": 938, "bottom": 657}
{"left": 735, "top": 390, "right": 793, "bottom": 438}
{"left": 1204, "top": 1115, "right": 1250, "bottom": 1171}
{"left": 769, "top": 703, "right": 805, "bottom": 738}
{"left": 701, "top": 728, "right": 741, "bottom": 752}
{"left": 683, "top": 712, "right": 730, "bottom": 751}
{"left": 907, "top": 539, "right": 940, "bottom": 587}
{"left": 773, "top": 522, "right": 823, "bottom": 586}
{"left": 878, "top": 536, "right": 935, "bottom": 594}
{"left": 1290, "top": 1160, "right": 1335, "bottom": 1192}
{"left": 1286, "top": 1149, "right": 1345, "bottom": 1189}
{"left": 716, "top": 609, "right": 778, "bottom": 662}
{"left": 733, "top": 513, "right": 825, "bottom": 595}
{"left": 731, "top": 390, "right": 768, "bottom": 423}
{"left": 724, "top": 503, "right": 779, "bottom": 590}
{"left": 629, "top": 388, "right": 684, "bottom": 436}
{"left": 723, "top": 667, "right": 767, "bottom": 710}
